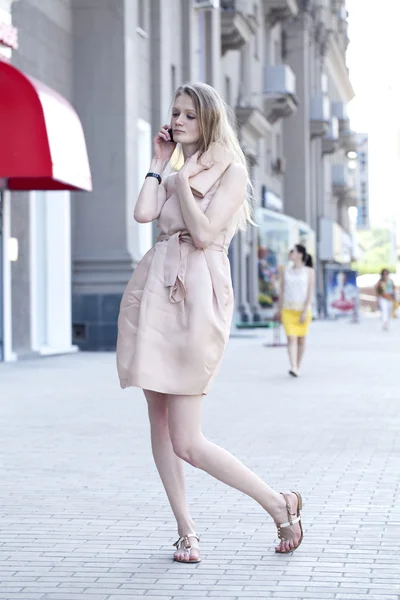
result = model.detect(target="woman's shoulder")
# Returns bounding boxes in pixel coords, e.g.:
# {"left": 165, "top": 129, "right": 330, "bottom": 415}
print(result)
{"left": 214, "top": 162, "right": 247, "bottom": 203}
{"left": 219, "top": 163, "right": 248, "bottom": 198}
{"left": 225, "top": 162, "right": 247, "bottom": 179}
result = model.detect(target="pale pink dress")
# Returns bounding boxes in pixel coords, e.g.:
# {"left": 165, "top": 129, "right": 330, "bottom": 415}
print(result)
{"left": 116, "top": 172, "right": 240, "bottom": 395}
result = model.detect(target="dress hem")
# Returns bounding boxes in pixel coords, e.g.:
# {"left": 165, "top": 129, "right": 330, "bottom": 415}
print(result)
{"left": 119, "top": 379, "right": 208, "bottom": 396}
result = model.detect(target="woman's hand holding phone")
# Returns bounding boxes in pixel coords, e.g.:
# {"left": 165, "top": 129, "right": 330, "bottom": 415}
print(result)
{"left": 153, "top": 124, "right": 176, "bottom": 162}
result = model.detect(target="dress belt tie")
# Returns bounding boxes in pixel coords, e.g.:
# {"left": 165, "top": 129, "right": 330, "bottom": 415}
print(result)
{"left": 157, "top": 231, "right": 226, "bottom": 303}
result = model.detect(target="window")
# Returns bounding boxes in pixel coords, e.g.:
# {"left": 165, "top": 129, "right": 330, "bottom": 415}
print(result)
{"left": 274, "top": 38, "right": 280, "bottom": 64}
{"left": 360, "top": 153, "right": 367, "bottom": 171}
{"left": 275, "top": 133, "right": 282, "bottom": 157}
{"left": 281, "top": 29, "right": 288, "bottom": 59}
{"left": 137, "top": 0, "right": 146, "bottom": 32}
{"left": 265, "top": 133, "right": 272, "bottom": 173}
{"left": 196, "top": 10, "right": 206, "bottom": 80}
{"left": 225, "top": 75, "right": 232, "bottom": 106}
{"left": 253, "top": 4, "right": 259, "bottom": 60}
{"left": 171, "top": 65, "right": 176, "bottom": 94}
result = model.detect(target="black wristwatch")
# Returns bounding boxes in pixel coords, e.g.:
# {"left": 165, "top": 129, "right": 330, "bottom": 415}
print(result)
{"left": 145, "top": 172, "right": 162, "bottom": 185}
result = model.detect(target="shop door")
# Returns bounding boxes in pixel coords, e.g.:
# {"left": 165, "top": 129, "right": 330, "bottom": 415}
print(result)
{"left": 0, "top": 192, "right": 3, "bottom": 361}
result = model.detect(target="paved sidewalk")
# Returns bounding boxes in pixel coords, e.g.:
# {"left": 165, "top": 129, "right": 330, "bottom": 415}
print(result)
{"left": 0, "top": 315, "right": 399, "bottom": 600}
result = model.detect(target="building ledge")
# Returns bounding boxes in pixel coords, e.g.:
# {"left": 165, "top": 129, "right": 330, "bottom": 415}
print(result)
{"left": 323, "top": 138, "right": 339, "bottom": 154}
{"left": 332, "top": 164, "right": 358, "bottom": 206}
{"left": 236, "top": 106, "right": 271, "bottom": 139}
{"left": 221, "top": 4, "right": 256, "bottom": 54}
{"left": 322, "top": 117, "right": 339, "bottom": 154}
{"left": 264, "top": 65, "right": 298, "bottom": 124}
{"left": 264, "top": 95, "right": 298, "bottom": 124}
{"left": 266, "top": 0, "right": 299, "bottom": 25}
{"left": 310, "top": 95, "right": 331, "bottom": 138}
{"left": 340, "top": 129, "right": 358, "bottom": 153}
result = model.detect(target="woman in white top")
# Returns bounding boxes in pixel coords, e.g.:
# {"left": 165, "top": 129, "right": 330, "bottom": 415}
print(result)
{"left": 277, "top": 244, "right": 315, "bottom": 377}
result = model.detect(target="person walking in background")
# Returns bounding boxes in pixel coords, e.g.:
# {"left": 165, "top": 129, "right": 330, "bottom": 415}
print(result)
{"left": 376, "top": 268, "right": 396, "bottom": 330}
{"left": 116, "top": 82, "right": 303, "bottom": 564}
{"left": 277, "top": 245, "right": 315, "bottom": 377}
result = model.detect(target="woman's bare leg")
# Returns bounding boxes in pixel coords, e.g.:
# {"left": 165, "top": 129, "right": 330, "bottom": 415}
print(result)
{"left": 287, "top": 335, "right": 298, "bottom": 374}
{"left": 297, "top": 336, "right": 306, "bottom": 371}
{"left": 144, "top": 390, "right": 199, "bottom": 561}
{"left": 168, "top": 394, "right": 301, "bottom": 553}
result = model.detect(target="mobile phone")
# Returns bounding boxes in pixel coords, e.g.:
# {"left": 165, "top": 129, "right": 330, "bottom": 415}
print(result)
{"left": 168, "top": 128, "right": 174, "bottom": 143}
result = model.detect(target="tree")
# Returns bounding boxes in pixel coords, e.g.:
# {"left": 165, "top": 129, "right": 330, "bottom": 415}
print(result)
{"left": 354, "top": 228, "right": 397, "bottom": 275}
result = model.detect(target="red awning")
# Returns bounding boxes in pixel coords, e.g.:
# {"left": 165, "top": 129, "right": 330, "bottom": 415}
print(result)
{"left": 0, "top": 59, "right": 92, "bottom": 191}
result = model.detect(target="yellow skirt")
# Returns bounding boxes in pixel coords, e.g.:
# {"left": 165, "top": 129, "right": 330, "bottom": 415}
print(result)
{"left": 281, "top": 308, "right": 312, "bottom": 337}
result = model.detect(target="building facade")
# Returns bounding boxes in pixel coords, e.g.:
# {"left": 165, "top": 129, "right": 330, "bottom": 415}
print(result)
{"left": 282, "top": 0, "right": 357, "bottom": 309}
{"left": 1, "top": 0, "right": 358, "bottom": 360}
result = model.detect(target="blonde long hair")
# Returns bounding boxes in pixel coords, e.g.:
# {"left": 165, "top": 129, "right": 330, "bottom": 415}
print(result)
{"left": 173, "top": 82, "right": 254, "bottom": 230}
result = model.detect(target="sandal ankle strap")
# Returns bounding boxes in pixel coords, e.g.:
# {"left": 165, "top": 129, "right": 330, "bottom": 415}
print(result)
{"left": 173, "top": 533, "right": 200, "bottom": 549}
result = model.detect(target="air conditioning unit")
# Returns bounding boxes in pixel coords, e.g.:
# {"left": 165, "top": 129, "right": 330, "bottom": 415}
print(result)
{"left": 194, "top": 0, "right": 220, "bottom": 9}
{"left": 272, "top": 157, "right": 286, "bottom": 174}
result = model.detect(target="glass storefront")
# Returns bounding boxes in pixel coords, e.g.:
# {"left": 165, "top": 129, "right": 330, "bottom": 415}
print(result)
{"left": 256, "top": 208, "right": 316, "bottom": 319}
{"left": 257, "top": 209, "right": 293, "bottom": 314}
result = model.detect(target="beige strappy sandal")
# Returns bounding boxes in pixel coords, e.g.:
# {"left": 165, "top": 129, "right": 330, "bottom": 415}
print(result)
{"left": 274, "top": 491, "right": 303, "bottom": 553}
{"left": 173, "top": 533, "right": 201, "bottom": 563}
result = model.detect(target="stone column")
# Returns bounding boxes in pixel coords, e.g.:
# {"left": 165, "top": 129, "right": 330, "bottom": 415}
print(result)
{"left": 180, "top": 0, "right": 196, "bottom": 81}
{"left": 283, "top": 15, "right": 311, "bottom": 224}
{"left": 205, "top": 7, "right": 221, "bottom": 88}
{"left": 249, "top": 224, "right": 261, "bottom": 322}
{"left": 228, "top": 233, "right": 240, "bottom": 324}
{"left": 237, "top": 229, "right": 251, "bottom": 323}
{"left": 247, "top": 157, "right": 261, "bottom": 322}
{"left": 71, "top": 0, "right": 142, "bottom": 350}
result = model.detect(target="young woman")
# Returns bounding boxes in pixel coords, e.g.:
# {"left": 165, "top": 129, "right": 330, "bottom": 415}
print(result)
{"left": 277, "top": 245, "right": 315, "bottom": 377}
{"left": 376, "top": 268, "right": 396, "bottom": 330}
{"left": 116, "top": 83, "right": 303, "bottom": 563}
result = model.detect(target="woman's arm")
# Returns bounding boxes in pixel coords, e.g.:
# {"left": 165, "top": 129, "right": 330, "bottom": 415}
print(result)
{"left": 175, "top": 161, "right": 247, "bottom": 249}
{"left": 134, "top": 125, "right": 176, "bottom": 223}
{"left": 134, "top": 158, "right": 169, "bottom": 223}
{"left": 300, "top": 267, "right": 315, "bottom": 322}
